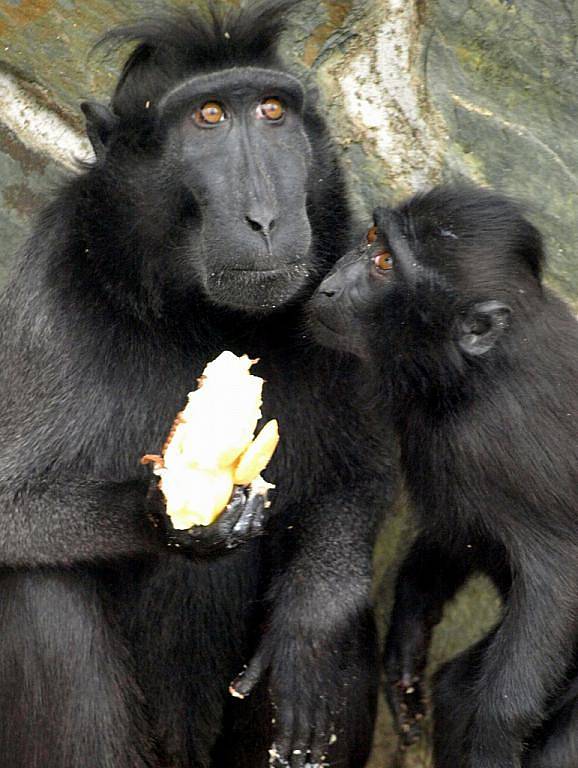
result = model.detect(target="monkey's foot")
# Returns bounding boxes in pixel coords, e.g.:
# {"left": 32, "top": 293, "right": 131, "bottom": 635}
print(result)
{"left": 386, "top": 672, "right": 427, "bottom": 747}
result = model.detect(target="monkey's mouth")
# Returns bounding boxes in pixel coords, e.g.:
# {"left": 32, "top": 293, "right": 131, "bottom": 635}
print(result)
{"left": 206, "top": 263, "right": 312, "bottom": 312}
{"left": 308, "top": 307, "right": 367, "bottom": 358}
{"left": 312, "top": 315, "right": 343, "bottom": 338}
{"left": 307, "top": 307, "right": 347, "bottom": 345}
{"left": 227, "top": 263, "right": 302, "bottom": 275}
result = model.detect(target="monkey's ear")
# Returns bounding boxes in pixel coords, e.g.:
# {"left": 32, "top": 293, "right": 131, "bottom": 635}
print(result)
{"left": 458, "top": 301, "right": 512, "bottom": 356}
{"left": 80, "top": 102, "right": 119, "bottom": 159}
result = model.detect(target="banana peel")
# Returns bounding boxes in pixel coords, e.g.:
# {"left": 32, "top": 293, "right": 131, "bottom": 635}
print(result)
{"left": 142, "top": 351, "right": 279, "bottom": 529}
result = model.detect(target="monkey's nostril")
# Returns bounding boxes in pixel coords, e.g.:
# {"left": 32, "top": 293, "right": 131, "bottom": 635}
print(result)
{"left": 245, "top": 215, "right": 277, "bottom": 234}
{"left": 245, "top": 216, "right": 263, "bottom": 232}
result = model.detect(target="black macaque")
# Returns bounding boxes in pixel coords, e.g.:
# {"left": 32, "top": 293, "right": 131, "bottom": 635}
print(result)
{"left": 0, "top": 2, "right": 394, "bottom": 767}
{"left": 308, "top": 185, "right": 578, "bottom": 768}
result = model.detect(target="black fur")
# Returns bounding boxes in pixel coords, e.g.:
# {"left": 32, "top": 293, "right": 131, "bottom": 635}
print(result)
{"left": 0, "top": 3, "right": 393, "bottom": 767}
{"left": 309, "top": 185, "right": 578, "bottom": 768}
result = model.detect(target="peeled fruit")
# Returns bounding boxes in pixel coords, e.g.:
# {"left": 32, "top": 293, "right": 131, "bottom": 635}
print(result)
{"left": 156, "top": 467, "right": 234, "bottom": 529}
{"left": 233, "top": 419, "right": 279, "bottom": 485}
{"left": 142, "top": 351, "right": 279, "bottom": 529}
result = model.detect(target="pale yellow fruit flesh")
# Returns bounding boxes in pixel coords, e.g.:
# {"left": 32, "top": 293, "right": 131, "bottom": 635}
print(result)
{"left": 163, "top": 352, "right": 263, "bottom": 471}
{"left": 149, "top": 351, "right": 278, "bottom": 529}
{"left": 160, "top": 468, "right": 234, "bottom": 529}
{"left": 233, "top": 419, "right": 280, "bottom": 485}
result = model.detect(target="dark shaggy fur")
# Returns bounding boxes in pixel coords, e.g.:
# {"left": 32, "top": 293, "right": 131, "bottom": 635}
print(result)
{"left": 310, "top": 185, "right": 578, "bottom": 768}
{"left": 0, "top": 3, "right": 394, "bottom": 767}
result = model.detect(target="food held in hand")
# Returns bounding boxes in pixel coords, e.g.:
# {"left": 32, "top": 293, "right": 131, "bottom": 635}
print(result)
{"left": 232, "top": 418, "right": 280, "bottom": 486}
{"left": 142, "top": 351, "right": 279, "bottom": 529}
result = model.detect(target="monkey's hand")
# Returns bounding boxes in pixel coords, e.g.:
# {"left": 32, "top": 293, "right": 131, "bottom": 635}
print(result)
{"left": 383, "top": 631, "right": 428, "bottom": 747}
{"left": 229, "top": 619, "right": 374, "bottom": 767}
{"left": 149, "top": 483, "right": 268, "bottom": 558}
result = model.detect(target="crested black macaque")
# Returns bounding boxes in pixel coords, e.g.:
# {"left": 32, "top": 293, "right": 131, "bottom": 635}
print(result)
{"left": 0, "top": 2, "right": 393, "bottom": 767}
{"left": 309, "top": 185, "right": 578, "bottom": 768}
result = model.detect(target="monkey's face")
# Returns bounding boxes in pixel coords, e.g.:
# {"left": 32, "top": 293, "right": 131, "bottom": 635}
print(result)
{"left": 310, "top": 195, "right": 514, "bottom": 365}
{"left": 158, "top": 68, "right": 314, "bottom": 313}
{"left": 307, "top": 229, "right": 397, "bottom": 359}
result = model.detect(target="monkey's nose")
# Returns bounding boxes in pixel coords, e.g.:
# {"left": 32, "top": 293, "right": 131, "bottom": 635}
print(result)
{"left": 245, "top": 213, "right": 277, "bottom": 234}
{"left": 316, "top": 272, "right": 344, "bottom": 301}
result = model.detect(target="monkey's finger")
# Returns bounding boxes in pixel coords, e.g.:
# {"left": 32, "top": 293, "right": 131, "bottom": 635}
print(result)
{"left": 270, "top": 703, "right": 296, "bottom": 766}
{"left": 231, "top": 490, "right": 266, "bottom": 540}
{"left": 268, "top": 742, "right": 290, "bottom": 767}
{"left": 308, "top": 704, "right": 332, "bottom": 764}
{"left": 287, "top": 706, "right": 313, "bottom": 768}
{"left": 229, "top": 646, "right": 269, "bottom": 698}
{"left": 288, "top": 746, "right": 307, "bottom": 768}
{"left": 217, "top": 486, "right": 248, "bottom": 530}
{"left": 395, "top": 680, "right": 425, "bottom": 746}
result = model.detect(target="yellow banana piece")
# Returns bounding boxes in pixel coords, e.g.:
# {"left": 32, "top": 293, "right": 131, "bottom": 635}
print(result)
{"left": 142, "top": 351, "right": 279, "bottom": 529}
{"left": 233, "top": 419, "right": 279, "bottom": 485}
{"left": 159, "top": 467, "right": 234, "bottom": 529}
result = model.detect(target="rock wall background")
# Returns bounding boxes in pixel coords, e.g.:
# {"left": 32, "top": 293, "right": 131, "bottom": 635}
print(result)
{"left": 0, "top": 1, "right": 576, "bottom": 766}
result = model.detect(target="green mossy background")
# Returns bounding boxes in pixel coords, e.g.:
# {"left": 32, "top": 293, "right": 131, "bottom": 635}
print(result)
{"left": 0, "top": 1, "right": 575, "bottom": 766}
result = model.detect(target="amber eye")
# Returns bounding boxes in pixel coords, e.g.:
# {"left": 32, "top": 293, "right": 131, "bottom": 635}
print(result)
{"left": 373, "top": 251, "right": 393, "bottom": 271}
{"left": 258, "top": 98, "right": 285, "bottom": 121}
{"left": 194, "top": 102, "right": 226, "bottom": 126}
{"left": 367, "top": 226, "right": 378, "bottom": 244}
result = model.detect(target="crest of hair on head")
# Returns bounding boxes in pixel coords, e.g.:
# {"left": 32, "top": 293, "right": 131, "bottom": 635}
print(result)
{"left": 94, "top": 1, "right": 304, "bottom": 118}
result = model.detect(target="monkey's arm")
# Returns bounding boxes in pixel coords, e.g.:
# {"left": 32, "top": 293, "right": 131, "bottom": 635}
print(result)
{"left": 0, "top": 477, "right": 267, "bottom": 568}
{"left": 465, "top": 537, "right": 578, "bottom": 768}
{"left": 0, "top": 478, "right": 162, "bottom": 567}
{"left": 230, "top": 478, "right": 388, "bottom": 768}
{"left": 383, "top": 534, "right": 475, "bottom": 745}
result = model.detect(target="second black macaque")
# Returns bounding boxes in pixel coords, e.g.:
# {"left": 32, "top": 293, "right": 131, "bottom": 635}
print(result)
{"left": 308, "top": 185, "right": 578, "bottom": 768}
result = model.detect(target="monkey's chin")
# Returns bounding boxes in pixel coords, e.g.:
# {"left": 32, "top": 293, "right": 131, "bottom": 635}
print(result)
{"left": 205, "top": 266, "right": 311, "bottom": 313}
